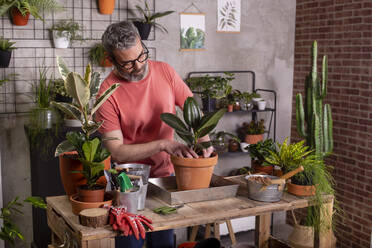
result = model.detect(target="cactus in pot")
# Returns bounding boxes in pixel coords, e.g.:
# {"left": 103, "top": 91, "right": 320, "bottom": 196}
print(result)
{"left": 296, "top": 40, "right": 333, "bottom": 159}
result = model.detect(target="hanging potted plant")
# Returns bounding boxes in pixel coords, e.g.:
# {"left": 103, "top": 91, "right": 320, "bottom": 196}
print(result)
{"left": 98, "top": 0, "right": 115, "bottom": 15}
{"left": 0, "top": 0, "right": 62, "bottom": 26}
{"left": 160, "top": 97, "right": 226, "bottom": 190}
{"left": 247, "top": 139, "right": 277, "bottom": 175}
{"left": 50, "top": 19, "right": 84, "bottom": 48}
{"left": 237, "top": 119, "right": 265, "bottom": 145}
{"left": 131, "top": 0, "right": 174, "bottom": 40}
{"left": 0, "top": 37, "right": 16, "bottom": 68}
{"left": 89, "top": 43, "right": 112, "bottom": 67}
{"left": 51, "top": 57, "right": 120, "bottom": 205}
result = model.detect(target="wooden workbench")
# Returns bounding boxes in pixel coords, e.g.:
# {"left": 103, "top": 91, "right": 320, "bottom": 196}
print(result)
{"left": 46, "top": 189, "right": 333, "bottom": 248}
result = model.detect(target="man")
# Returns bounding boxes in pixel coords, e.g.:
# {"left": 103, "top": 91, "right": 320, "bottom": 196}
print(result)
{"left": 96, "top": 21, "right": 213, "bottom": 248}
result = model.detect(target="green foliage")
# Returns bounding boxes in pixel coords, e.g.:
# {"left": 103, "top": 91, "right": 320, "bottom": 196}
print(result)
{"left": 132, "top": 0, "right": 174, "bottom": 33}
{"left": 218, "top": 1, "right": 237, "bottom": 30}
{"left": 160, "top": 97, "right": 226, "bottom": 154}
{"left": 210, "top": 131, "right": 240, "bottom": 153}
{"left": 0, "top": 0, "right": 63, "bottom": 21}
{"left": 0, "top": 73, "right": 17, "bottom": 86}
{"left": 89, "top": 43, "right": 106, "bottom": 66}
{"left": 51, "top": 78, "right": 71, "bottom": 99}
{"left": 51, "top": 57, "right": 120, "bottom": 190}
{"left": 247, "top": 139, "right": 277, "bottom": 164}
{"left": 33, "top": 66, "right": 53, "bottom": 108}
{"left": 186, "top": 72, "right": 234, "bottom": 100}
{"left": 238, "top": 119, "right": 265, "bottom": 136}
{"left": 296, "top": 40, "right": 333, "bottom": 159}
{"left": 180, "top": 27, "right": 205, "bottom": 49}
{"left": 0, "top": 37, "right": 16, "bottom": 51}
{"left": 50, "top": 19, "right": 84, "bottom": 43}
{"left": 0, "top": 196, "right": 46, "bottom": 245}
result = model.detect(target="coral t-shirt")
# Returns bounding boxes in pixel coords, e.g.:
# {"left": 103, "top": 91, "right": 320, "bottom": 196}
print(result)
{"left": 95, "top": 60, "right": 192, "bottom": 178}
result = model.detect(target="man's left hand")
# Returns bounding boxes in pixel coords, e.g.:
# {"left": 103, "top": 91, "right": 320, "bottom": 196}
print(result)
{"left": 202, "top": 145, "right": 214, "bottom": 158}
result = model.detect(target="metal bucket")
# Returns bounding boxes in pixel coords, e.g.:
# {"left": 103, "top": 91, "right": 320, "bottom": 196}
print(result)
{"left": 245, "top": 175, "right": 284, "bottom": 202}
{"left": 115, "top": 189, "right": 139, "bottom": 214}
{"left": 114, "top": 163, "right": 150, "bottom": 210}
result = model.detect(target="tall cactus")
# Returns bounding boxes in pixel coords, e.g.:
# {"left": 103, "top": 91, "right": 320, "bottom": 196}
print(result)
{"left": 296, "top": 41, "right": 333, "bottom": 159}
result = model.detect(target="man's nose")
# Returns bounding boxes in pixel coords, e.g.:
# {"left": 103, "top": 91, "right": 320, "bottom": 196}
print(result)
{"left": 133, "top": 60, "right": 142, "bottom": 70}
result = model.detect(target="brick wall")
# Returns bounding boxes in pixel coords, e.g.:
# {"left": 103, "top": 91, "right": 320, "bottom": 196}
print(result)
{"left": 292, "top": 1, "right": 372, "bottom": 247}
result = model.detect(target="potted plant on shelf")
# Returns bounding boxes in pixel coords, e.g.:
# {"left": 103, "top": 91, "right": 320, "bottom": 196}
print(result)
{"left": 210, "top": 131, "right": 240, "bottom": 154}
{"left": 0, "top": 0, "right": 62, "bottom": 26}
{"left": 50, "top": 19, "right": 84, "bottom": 48}
{"left": 247, "top": 139, "right": 277, "bottom": 175}
{"left": 131, "top": 0, "right": 174, "bottom": 40}
{"left": 98, "top": 0, "right": 115, "bottom": 15}
{"left": 89, "top": 43, "right": 112, "bottom": 67}
{"left": 187, "top": 72, "right": 234, "bottom": 112}
{"left": 240, "top": 91, "right": 259, "bottom": 111}
{"left": 237, "top": 119, "right": 265, "bottom": 145}
{"left": 0, "top": 37, "right": 16, "bottom": 68}
{"left": 51, "top": 57, "right": 120, "bottom": 212}
{"left": 160, "top": 97, "right": 226, "bottom": 190}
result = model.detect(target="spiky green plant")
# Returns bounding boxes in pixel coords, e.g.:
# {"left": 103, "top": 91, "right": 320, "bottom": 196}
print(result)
{"left": 0, "top": 37, "right": 17, "bottom": 51}
{"left": 296, "top": 40, "right": 333, "bottom": 159}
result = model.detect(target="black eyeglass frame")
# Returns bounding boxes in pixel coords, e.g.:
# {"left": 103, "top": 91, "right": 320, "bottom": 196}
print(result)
{"left": 113, "top": 42, "right": 149, "bottom": 70}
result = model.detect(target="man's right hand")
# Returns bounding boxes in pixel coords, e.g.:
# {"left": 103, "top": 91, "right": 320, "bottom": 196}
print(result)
{"left": 161, "top": 140, "right": 199, "bottom": 158}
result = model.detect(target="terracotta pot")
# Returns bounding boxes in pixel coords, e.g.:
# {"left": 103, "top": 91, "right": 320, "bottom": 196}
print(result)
{"left": 273, "top": 169, "right": 283, "bottom": 177}
{"left": 288, "top": 224, "right": 314, "bottom": 248}
{"left": 252, "top": 160, "right": 273, "bottom": 175}
{"left": 287, "top": 182, "right": 315, "bottom": 196}
{"left": 77, "top": 186, "right": 105, "bottom": 202}
{"left": 227, "top": 105, "right": 233, "bottom": 112}
{"left": 11, "top": 8, "right": 30, "bottom": 26}
{"left": 70, "top": 193, "right": 113, "bottom": 215}
{"left": 59, "top": 152, "right": 111, "bottom": 196}
{"left": 171, "top": 154, "right": 218, "bottom": 190}
{"left": 100, "top": 54, "right": 113, "bottom": 67}
{"left": 244, "top": 134, "right": 263, "bottom": 144}
{"left": 98, "top": 0, "right": 115, "bottom": 15}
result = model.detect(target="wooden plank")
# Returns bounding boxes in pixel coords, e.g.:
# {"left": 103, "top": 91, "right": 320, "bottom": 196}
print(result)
{"left": 213, "top": 222, "right": 220, "bottom": 240}
{"left": 189, "top": 226, "right": 198, "bottom": 241}
{"left": 268, "top": 236, "right": 293, "bottom": 248}
{"left": 204, "top": 224, "right": 211, "bottom": 239}
{"left": 255, "top": 213, "right": 271, "bottom": 248}
{"left": 226, "top": 220, "right": 236, "bottom": 245}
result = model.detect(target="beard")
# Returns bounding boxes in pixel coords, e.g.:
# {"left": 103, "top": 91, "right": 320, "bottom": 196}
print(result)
{"left": 115, "top": 62, "right": 149, "bottom": 82}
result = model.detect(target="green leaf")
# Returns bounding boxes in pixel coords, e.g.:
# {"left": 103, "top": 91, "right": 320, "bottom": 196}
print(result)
{"left": 197, "top": 123, "right": 217, "bottom": 139}
{"left": 56, "top": 56, "right": 70, "bottom": 81}
{"left": 176, "top": 132, "right": 194, "bottom": 146}
{"left": 50, "top": 101, "right": 82, "bottom": 122}
{"left": 65, "top": 72, "right": 90, "bottom": 108}
{"left": 91, "top": 83, "right": 120, "bottom": 116}
{"left": 84, "top": 63, "right": 91, "bottom": 86}
{"left": 160, "top": 113, "right": 190, "bottom": 135}
{"left": 90, "top": 71, "right": 101, "bottom": 97}
{"left": 196, "top": 108, "right": 226, "bottom": 134}
{"left": 82, "top": 138, "right": 100, "bottom": 162}
{"left": 54, "top": 140, "right": 75, "bottom": 157}
{"left": 24, "top": 197, "right": 46, "bottom": 209}
{"left": 149, "top": 11, "right": 174, "bottom": 22}
{"left": 183, "top": 97, "right": 201, "bottom": 128}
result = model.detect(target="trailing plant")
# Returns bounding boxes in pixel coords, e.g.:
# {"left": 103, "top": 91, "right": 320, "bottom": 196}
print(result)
{"left": 186, "top": 72, "right": 234, "bottom": 100}
{"left": 240, "top": 91, "right": 260, "bottom": 104}
{"left": 89, "top": 43, "right": 106, "bottom": 66}
{"left": 160, "top": 97, "right": 226, "bottom": 155}
{"left": 0, "top": 0, "right": 63, "bottom": 21}
{"left": 296, "top": 40, "right": 333, "bottom": 159}
{"left": 0, "top": 37, "right": 17, "bottom": 51}
{"left": 238, "top": 119, "right": 265, "bottom": 138}
{"left": 50, "top": 19, "right": 84, "bottom": 43}
{"left": 131, "top": 0, "right": 174, "bottom": 33}
{"left": 247, "top": 138, "right": 277, "bottom": 164}
{"left": 51, "top": 57, "right": 120, "bottom": 190}
{"left": 0, "top": 196, "right": 46, "bottom": 245}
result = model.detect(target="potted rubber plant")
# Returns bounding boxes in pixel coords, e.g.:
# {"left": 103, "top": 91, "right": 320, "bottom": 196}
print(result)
{"left": 237, "top": 119, "right": 265, "bottom": 145}
{"left": 247, "top": 139, "right": 277, "bottom": 175}
{"left": 0, "top": 0, "right": 62, "bottom": 26}
{"left": 50, "top": 19, "right": 84, "bottom": 48}
{"left": 131, "top": 0, "right": 174, "bottom": 40}
{"left": 89, "top": 43, "right": 112, "bottom": 67}
{"left": 160, "top": 97, "right": 226, "bottom": 190}
{"left": 51, "top": 57, "right": 120, "bottom": 206}
{"left": 0, "top": 37, "right": 16, "bottom": 68}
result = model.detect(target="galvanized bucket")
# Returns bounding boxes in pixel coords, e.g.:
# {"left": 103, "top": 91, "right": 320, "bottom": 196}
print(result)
{"left": 245, "top": 175, "right": 284, "bottom": 202}
{"left": 115, "top": 188, "right": 139, "bottom": 214}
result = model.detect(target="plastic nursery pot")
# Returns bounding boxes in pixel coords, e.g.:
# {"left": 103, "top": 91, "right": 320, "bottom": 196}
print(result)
{"left": 11, "top": 8, "right": 30, "bottom": 26}
{"left": 244, "top": 134, "right": 263, "bottom": 144}
{"left": 287, "top": 182, "right": 316, "bottom": 196}
{"left": 171, "top": 154, "right": 218, "bottom": 190}
{"left": 133, "top": 22, "right": 152, "bottom": 40}
{"left": 70, "top": 193, "right": 113, "bottom": 215}
{"left": 98, "top": 0, "right": 115, "bottom": 15}
{"left": 0, "top": 50, "right": 12, "bottom": 68}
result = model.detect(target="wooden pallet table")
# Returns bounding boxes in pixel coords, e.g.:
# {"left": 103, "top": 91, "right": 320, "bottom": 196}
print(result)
{"left": 47, "top": 175, "right": 334, "bottom": 248}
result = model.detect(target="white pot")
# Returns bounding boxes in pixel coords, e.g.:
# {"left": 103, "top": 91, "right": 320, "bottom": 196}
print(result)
{"left": 257, "top": 100, "right": 266, "bottom": 110}
{"left": 53, "top": 30, "right": 70, "bottom": 48}
{"left": 240, "top": 142, "right": 249, "bottom": 152}
{"left": 252, "top": 97, "right": 263, "bottom": 105}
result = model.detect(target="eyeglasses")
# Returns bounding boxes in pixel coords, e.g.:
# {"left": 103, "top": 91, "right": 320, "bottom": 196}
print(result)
{"left": 114, "top": 42, "right": 149, "bottom": 70}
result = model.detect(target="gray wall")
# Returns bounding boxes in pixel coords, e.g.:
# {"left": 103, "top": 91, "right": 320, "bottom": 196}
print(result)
{"left": 0, "top": 0, "right": 296, "bottom": 246}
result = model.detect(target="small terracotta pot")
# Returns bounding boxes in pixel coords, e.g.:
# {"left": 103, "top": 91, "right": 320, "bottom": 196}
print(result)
{"left": 98, "top": 0, "right": 115, "bottom": 15}
{"left": 252, "top": 160, "right": 273, "bottom": 175}
{"left": 227, "top": 105, "right": 234, "bottom": 112}
{"left": 244, "top": 134, "right": 263, "bottom": 144}
{"left": 273, "top": 169, "right": 283, "bottom": 177}
{"left": 70, "top": 193, "right": 113, "bottom": 215}
{"left": 77, "top": 186, "right": 105, "bottom": 202}
{"left": 171, "top": 154, "right": 218, "bottom": 190}
{"left": 59, "top": 152, "right": 111, "bottom": 196}
{"left": 287, "top": 182, "right": 316, "bottom": 196}
{"left": 100, "top": 53, "right": 113, "bottom": 67}
{"left": 11, "top": 8, "right": 30, "bottom": 26}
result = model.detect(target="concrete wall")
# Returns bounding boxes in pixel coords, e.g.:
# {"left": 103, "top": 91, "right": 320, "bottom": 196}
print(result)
{"left": 0, "top": 0, "right": 296, "bottom": 246}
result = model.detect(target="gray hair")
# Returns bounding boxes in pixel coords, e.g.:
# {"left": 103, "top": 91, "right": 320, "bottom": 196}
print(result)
{"left": 102, "top": 21, "right": 140, "bottom": 58}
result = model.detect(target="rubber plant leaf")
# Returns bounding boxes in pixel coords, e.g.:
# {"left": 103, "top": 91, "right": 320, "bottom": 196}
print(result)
{"left": 82, "top": 121, "right": 103, "bottom": 138}
{"left": 56, "top": 56, "right": 70, "bottom": 81}
{"left": 84, "top": 63, "right": 91, "bottom": 87}
{"left": 90, "top": 83, "right": 120, "bottom": 116}
{"left": 82, "top": 138, "right": 100, "bottom": 162}
{"left": 50, "top": 101, "right": 82, "bottom": 122}
{"left": 176, "top": 132, "right": 194, "bottom": 147}
{"left": 196, "top": 108, "right": 226, "bottom": 134}
{"left": 160, "top": 113, "right": 190, "bottom": 135}
{"left": 183, "top": 97, "right": 201, "bottom": 128}
{"left": 54, "top": 140, "right": 75, "bottom": 157}
{"left": 197, "top": 123, "right": 217, "bottom": 139}
{"left": 65, "top": 72, "right": 90, "bottom": 108}
{"left": 89, "top": 71, "right": 101, "bottom": 97}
